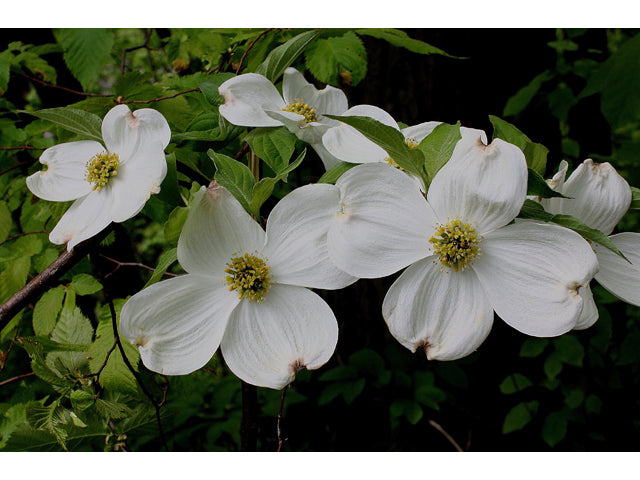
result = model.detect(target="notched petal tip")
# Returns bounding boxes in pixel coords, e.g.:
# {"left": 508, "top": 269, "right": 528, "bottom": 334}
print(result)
{"left": 289, "top": 358, "right": 307, "bottom": 375}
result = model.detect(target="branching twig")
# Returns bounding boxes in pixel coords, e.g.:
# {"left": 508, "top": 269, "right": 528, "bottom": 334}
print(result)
{"left": 0, "top": 371, "right": 35, "bottom": 387}
{"left": 107, "top": 300, "right": 169, "bottom": 451}
{"left": 100, "top": 254, "right": 178, "bottom": 280}
{"left": 20, "top": 73, "right": 111, "bottom": 98}
{"left": 428, "top": 419, "right": 464, "bottom": 452}
{"left": 0, "top": 159, "right": 37, "bottom": 177}
{"left": 235, "top": 28, "right": 276, "bottom": 75}
{"left": 0, "top": 328, "right": 19, "bottom": 371}
{"left": 121, "top": 29, "right": 154, "bottom": 74}
{"left": 0, "top": 227, "right": 112, "bottom": 332}
{"left": 234, "top": 143, "right": 250, "bottom": 161}
{"left": 84, "top": 339, "right": 118, "bottom": 382}
{"left": 277, "top": 385, "right": 288, "bottom": 452}
{"left": 123, "top": 88, "right": 200, "bottom": 105}
{"left": 0, "top": 146, "right": 41, "bottom": 151}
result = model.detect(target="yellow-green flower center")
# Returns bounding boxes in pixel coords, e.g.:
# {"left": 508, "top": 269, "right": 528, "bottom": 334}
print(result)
{"left": 224, "top": 252, "right": 271, "bottom": 302}
{"left": 86, "top": 152, "right": 119, "bottom": 190}
{"left": 429, "top": 220, "right": 481, "bottom": 272}
{"left": 281, "top": 99, "right": 318, "bottom": 123}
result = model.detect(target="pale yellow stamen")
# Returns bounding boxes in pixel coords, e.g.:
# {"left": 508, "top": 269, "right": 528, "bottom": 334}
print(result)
{"left": 224, "top": 252, "right": 271, "bottom": 302}
{"left": 429, "top": 219, "right": 482, "bottom": 272}
{"left": 86, "top": 152, "right": 119, "bottom": 190}
{"left": 281, "top": 99, "right": 318, "bottom": 123}
{"left": 384, "top": 157, "right": 403, "bottom": 170}
{"left": 405, "top": 137, "right": 419, "bottom": 149}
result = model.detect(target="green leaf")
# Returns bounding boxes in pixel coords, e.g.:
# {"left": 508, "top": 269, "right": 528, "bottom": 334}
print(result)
{"left": 489, "top": 115, "right": 530, "bottom": 150}
{"left": 519, "top": 338, "right": 548, "bottom": 358}
{"left": 581, "top": 33, "right": 640, "bottom": 128}
{"left": 518, "top": 200, "right": 627, "bottom": 259}
{"left": 164, "top": 206, "right": 188, "bottom": 245}
{"left": 199, "top": 73, "right": 235, "bottom": 107}
{"left": 630, "top": 186, "right": 640, "bottom": 209}
{"left": 499, "top": 373, "right": 533, "bottom": 394}
{"left": 342, "top": 378, "right": 366, "bottom": 404}
{"left": 0, "top": 256, "right": 30, "bottom": 303}
{"left": 319, "top": 365, "right": 357, "bottom": 382}
{"left": 503, "top": 70, "right": 554, "bottom": 117}
{"left": 553, "top": 335, "right": 585, "bottom": 367}
{"left": 0, "top": 201, "right": 12, "bottom": 243}
{"left": 502, "top": 401, "right": 538, "bottom": 434}
{"left": 542, "top": 411, "right": 568, "bottom": 447}
{"left": 144, "top": 248, "right": 178, "bottom": 288}
{"left": 356, "top": 29, "right": 454, "bottom": 58}
{"left": 523, "top": 142, "right": 549, "bottom": 177}
{"left": 348, "top": 348, "right": 385, "bottom": 376}
{"left": 318, "top": 162, "right": 358, "bottom": 184}
{"left": 414, "top": 384, "right": 446, "bottom": 410}
{"left": 305, "top": 32, "right": 367, "bottom": 86}
{"left": 244, "top": 127, "right": 297, "bottom": 174}
{"left": 22, "top": 107, "right": 103, "bottom": 143}
{"left": 544, "top": 351, "right": 563, "bottom": 380}
{"left": 208, "top": 150, "right": 256, "bottom": 216}
{"left": 255, "top": 29, "right": 321, "bottom": 82}
{"left": 527, "top": 168, "right": 567, "bottom": 198}
{"left": 54, "top": 29, "right": 115, "bottom": 90}
{"left": 69, "top": 274, "right": 102, "bottom": 296}
{"left": 327, "top": 114, "right": 426, "bottom": 181}
{"left": 156, "top": 153, "right": 184, "bottom": 207}
{"left": 0, "top": 51, "right": 10, "bottom": 95}
{"left": 585, "top": 394, "right": 602, "bottom": 414}
{"left": 32, "top": 286, "right": 66, "bottom": 337}
{"left": 564, "top": 389, "right": 585, "bottom": 409}
{"left": 418, "top": 121, "right": 461, "bottom": 185}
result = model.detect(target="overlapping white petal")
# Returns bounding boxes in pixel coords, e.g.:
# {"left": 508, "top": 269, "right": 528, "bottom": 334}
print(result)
{"left": 473, "top": 222, "right": 597, "bottom": 336}
{"left": 382, "top": 257, "right": 494, "bottom": 360}
{"left": 218, "top": 73, "right": 285, "bottom": 127}
{"left": 574, "top": 285, "right": 599, "bottom": 330}
{"left": 427, "top": 134, "right": 527, "bottom": 234}
{"left": 558, "top": 159, "right": 632, "bottom": 235}
{"left": 593, "top": 232, "right": 640, "bottom": 306}
{"left": 120, "top": 274, "right": 240, "bottom": 376}
{"left": 26, "top": 141, "right": 102, "bottom": 202}
{"left": 328, "top": 163, "right": 436, "bottom": 278}
{"left": 282, "top": 67, "right": 348, "bottom": 115}
{"left": 221, "top": 284, "right": 338, "bottom": 389}
{"left": 263, "top": 184, "right": 357, "bottom": 289}
{"left": 177, "top": 184, "right": 265, "bottom": 276}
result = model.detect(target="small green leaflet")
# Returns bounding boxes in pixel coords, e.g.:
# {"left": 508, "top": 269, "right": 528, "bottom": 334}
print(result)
{"left": 356, "top": 29, "right": 456, "bottom": 58}
{"left": 518, "top": 199, "right": 627, "bottom": 260}
{"left": 255, "top": 30, "right": 321, "bottom": 82}
{"left": 527, "top": 168, "right": 568, "bottom": 198}
{"left": 502, "top": 401, "right": 538, "bottom": 434}
{"left": 499, "top": 373, "right": 533, "bottom": 394}
{"left": 144, "top": 248, "right": 178, "bottom": 288}
{"left": 244, "top": 126, "right": 297, "bottom": 174}
{"left": 489, "top": 115, "right": 548, "bottom": 175}
{"left": 418, "top": 121, "right": 461, "bottom": 185}
{"left": 318, "top": 161, "right": 358, "bottom": 184}
{"left": 22, "top": 108, "right": 103, "bottom": 143}
{"left": 326, "top": 114, "right": 427, "bottom": 184}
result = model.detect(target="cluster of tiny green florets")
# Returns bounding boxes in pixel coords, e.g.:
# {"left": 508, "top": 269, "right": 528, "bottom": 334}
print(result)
{"left": 224, "top": 252, "right": 272, "bottom": 302}
{"left": 429, "top": 219, "right": 481, "bottom": 272}
{"left": 85, "top": 152, "right": 120, "bottom": 190}
{"left": 281, "top": 99, "right": 318, "bottom": 123}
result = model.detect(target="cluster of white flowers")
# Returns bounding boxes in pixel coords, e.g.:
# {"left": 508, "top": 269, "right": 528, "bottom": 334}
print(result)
{"left": 27, "top": 68, "right": 640, "bottom": 391}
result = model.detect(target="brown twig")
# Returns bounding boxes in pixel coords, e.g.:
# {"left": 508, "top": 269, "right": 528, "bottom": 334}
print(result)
{"left": 0, "top": 371, "right": 35, "bottom": 387}
{"left": 0, "top": 226, "right": 112, "bottom": 332}
{"left": 20, "top": 73, "right": 111, "bottom": 98}
{"left": 123, "top": 88, "right": 201, "bottom": 105}
{"left": 0, "top": 230, "right": 49, "bottom": 248}
{"left": 235, "top": 28, "right": 276, "bottom": 75}
{"left": 277, "top": 385, "right": 288, "bottom": 452}
{"left": 121, "top": 29, "right": 154, "bottom": 74}
{"left": 84, "top": 339, "right": 118, "bottom": 382}
{"left": 100, "top": 254, "right": 178, "bottom": 280}
{"left": 428, "top": 419, "right": 464, "bottom": 452}
{"left": 0, "top": 146, "right": 41, "bottom": 151}
{"left": 0, "top": 328, "right": 19, "bottom": 371}
{"left": 234, "top": 143, "right": 251, "bottom": 161}
{"left": 0, "top": 159, "right": 37, "bottom": 177}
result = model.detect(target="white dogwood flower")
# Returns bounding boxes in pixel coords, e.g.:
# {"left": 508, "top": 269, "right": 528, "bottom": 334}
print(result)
{"left": 539, "top": 159, "right": 640, "bottom": 324}
{"left": 296, "top": 132, "right": 599, "bottom": 360}
{"left": 26, "top": 104, "right": 171, "bottom": 251}
{"left": 120, "top": 181, "right": 356, "bottom": 389}
{"left": 218, "top": 67, "right": 348, "bottom": 169}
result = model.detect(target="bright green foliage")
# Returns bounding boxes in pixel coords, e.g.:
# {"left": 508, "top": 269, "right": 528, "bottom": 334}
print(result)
{"left": 32, "top": 286, "right": 65, "bottom": 337}
{"left": 256, "top": 30, "right": 321, "bottom": 82}
{"left": 418, "top": 122, "right": 461, "bottom": 185}
{"left": 24, "top": 108, "right": 103, "bottom": 143}
{"left": 305, "top": 32, "right": 367, "bottom": 87}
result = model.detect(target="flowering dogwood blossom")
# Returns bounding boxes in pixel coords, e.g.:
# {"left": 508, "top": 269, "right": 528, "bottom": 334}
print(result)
{"left": 218, "top": 67, "right": 347, "bottom": 169}
{"left": 537, "top": 159, "right": 640, "bottom": 318}
{"left": 120, "top": 181, "right": 356, "bottom": 389}
{"left": 292, "top": 133, "right": 599, "bottom": 360}
{"left": 26, "top": 104, "right": 171, "bottom": 251}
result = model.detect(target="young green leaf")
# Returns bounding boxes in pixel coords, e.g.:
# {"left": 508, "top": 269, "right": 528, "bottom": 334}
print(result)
{"left": 489, "top": 115, "right": 531, "bottom": 149}
{"left": 542, "top": 411, "right": 568, "bottom": 447}
{"left": 244, "top": 127, "right": 297, "bottom": 174}
{"left": 499, "top": 373, "right": 533, "bottom": 394}
{"left": 305, "top": 32, "right": 367, "bottom": 86}
{"left": 318, "top": 162, "right": 358, "bottom": 184}
{"left": 356, "top": 29, "right": 455, "bottom": 58}
{"left": 418, "top": 121, "right": 461, "bottom": 185}
{"left": 523, "top": 142, "right": 549, "bottom": 176}
{"left": 208, "top": 150, "right": 256, "bottom": 216}
{"left": 527, "top": 168, "right": 567, "bottom": 198}
{"left": 502, "top": 401, "right": 538, "bottom": 434}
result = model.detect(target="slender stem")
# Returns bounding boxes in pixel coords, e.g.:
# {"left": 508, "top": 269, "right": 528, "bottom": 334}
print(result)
{"left": 249, "top": 151, "right": 260, "bottom": 182}
{"left": 235, "top": 28, "right": 275, "bottom": 75}
{"left": 20, "top": 74, "right": 111, "bottom": 97}
{"left": 428, "top": 419, "right": 464, "bottom": 452}
{"left": 123, "top": 88, "right": 200, "bottom": 105}
{"left": 0, "top": 230, "right": 48, "bottom": 248}
{"left": 0, "top": 372, "right": 35, "bottom": 387}
{"left": 100, "top": 254, "right": 178, "bottom": 280}
{"left": 0, "top": 227, "right": 112, "bottom": 332}
{"left": 0, "top": 146, "right": 40, "bottom": 151}
{"left": 0, "top": 159, "right": 37, "bottom": 177}
{"left": 277, "top": 386, "right": 288, "bottom": 452}
{"left": 240, "top": 381, "right": 258, "bottom": 451}
{"left": 84, "top": 339, "right": 118, "bottom": 382}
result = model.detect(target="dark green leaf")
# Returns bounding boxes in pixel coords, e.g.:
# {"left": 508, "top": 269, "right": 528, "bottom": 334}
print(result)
{"left": 519, "top": 338, "right": 549, "bottom": 358}
{"left": 630, "top": 186, "right": 640, "bottom": 209}
{"left": 199, "top": 73, "right": 236, "bottom": 107}
{"left": 144, "top": 248, "right": 178, "bottom": 288}
{"left": 502, "top": 401, "right": 538, "bottom": 434}
{"left": 564, "top": 389, "right": 584, "bottom": 409}
{"left": 54, "top": 29, "right": 114, "bottom": 90}
{"left": 348, "top": 348, "right": 385, "bottom": 376}
{"left": 542, "top": 411, "right": 568, "bottom": 447}
{"left": 32, "top": 286, "right": 65, "bottom": 337}
{"left": 503, "top": 70, "right": 554, "bottom": 117}
{"left": 553, "top": 335, "right": 585, "bottom": 367}
{"left": 244, "top": 127, "right": 297, "bottom": 174}
{"left": 208, "top": 150, "right": 255, "bottom": 216}
{"left": 499, "top": 373, "right": 533, "bottom": 394}
{"left": 318, "top": 161, "right": 358, "bottom": 184}
{"left": 418, "top": 121, "right": 461, "bottom": 185}
{"left": 156, "top": 153, "right": 185, "bottom": 207}
{"left": 523, "top": 142, "right": 549, "bottom": 176}
{"left": 544, "top": 351, "right": 563, "bottom": 380}
{"left": 164, "top": 206, "right": 188, "bottom": 245}
{"left": 342, "top": 378, "right": 366, "bottom": 404}
{"left": 0, "top": 201, "right": 11, "bottom": 243}
{"left": 255, "top": 30, "right": 321, "bottom": 82}
{"left": 305, "top": 32, "right": 367, "bottom": 86}
{"left": 356, "top": 29, "right": 455, "bottom": 58}
{"left": 22, "top": 107, "right": 102, "bottom": 143}
{"left": 527, "top": 168, "right": 567, "bottom": 198}
{"left": 489, "top": 115, "right": 530, "bottom": 149}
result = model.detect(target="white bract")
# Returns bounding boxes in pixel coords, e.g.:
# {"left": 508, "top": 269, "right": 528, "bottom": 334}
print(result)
{"left": 218, "top": 67, "right": 347, "bottom": 169}
{"left": 297, "top": 132, "right": 599, "bottom": 360}
{"left": 538, "top": 159, "right": 640, "bottom": 319}
{"left": 26, "top": 104, "right": 171, "bottom": 251}
{"left": 120, "top": 181, "right": 356, "bottom": 389}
